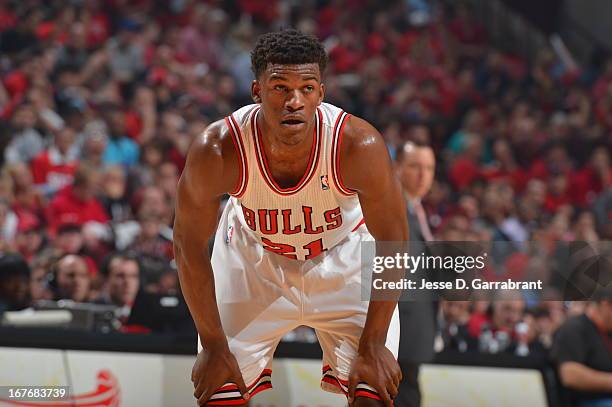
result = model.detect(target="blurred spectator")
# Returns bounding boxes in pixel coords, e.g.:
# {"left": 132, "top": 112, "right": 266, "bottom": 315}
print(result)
{"left": 468, "top": 290, "right": 526, "bottom": 353}
{"left": 155, "top": 161, "right": 179, "bottom": 207}
{"left": 101, "top": 104, "right": 140, "bottom": 167}
{"left": 127, "top": 138, "right": 165, "bottom": 193}
{"left": 96, "top": 253, "right": 140, "bottom": 318}
{"left": 0, "top": 253, "right": 31, "bottom": 313}
{"left": 395, "top": 139, "right": 437, "bottom": 407}
{"left": 0, "top": 198, "right": 17, "bottom": 244}
{"left": 14, "top": 213, "right": 44, "bottom": 262}
{"left": 106, "top": 19, "right": 145, "bottom": 83}
{"left": 51, "top": 254, "right": 91, "bottom": 303}
{"left": 99, "top": 165, "right": 132, "bottom": 223}
{"left": 128, "top": 207, "right": 173, "bottom": 270}
{"left": 396, "top": 140, "right": 436, "bottom": 241}
{"left": 178, "top": 4, "right": 225, "bottom": 67}
{"left": 552, "top": 289, "right": 612, "bottom": 406}
{"left": 437, "top": 299, "right": 473, "bottom": 352}
{"left": 30, "top": 126, "right": 78, "bottom": 196}
{"left": 4, "top": 103, "right": 44, "bottom": 164}
{"left": 46, "top": 164, "right": 109, "bottom": 234}
{"left": 6, "top": 162, "right": 46, "bottom": 222}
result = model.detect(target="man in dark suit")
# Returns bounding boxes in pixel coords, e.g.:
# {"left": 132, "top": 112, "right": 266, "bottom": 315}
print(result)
{"left": 394, "top": 139, "right": 437, "bottom": 407}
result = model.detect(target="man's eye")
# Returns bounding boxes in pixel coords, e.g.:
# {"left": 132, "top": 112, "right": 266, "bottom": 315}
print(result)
{"left": 274, "top": 85, "right": 286, "bottom": 91}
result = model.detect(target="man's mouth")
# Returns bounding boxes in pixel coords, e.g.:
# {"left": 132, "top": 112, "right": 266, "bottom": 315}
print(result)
{"left": 281, "top": 119, "right": 305, "bottom": 125}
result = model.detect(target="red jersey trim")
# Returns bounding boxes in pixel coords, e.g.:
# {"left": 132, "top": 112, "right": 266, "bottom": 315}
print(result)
{"left": 252, "top": 108, "right": 322, "bottom": 196}
{"left": 225, "top": 114, "right": 248, "bottom": 198}
{"left": 207, "top": 369, "right": 273, "bottom": 405}
{"left": 331, "top": 112, "right": 358, "bottom": 196}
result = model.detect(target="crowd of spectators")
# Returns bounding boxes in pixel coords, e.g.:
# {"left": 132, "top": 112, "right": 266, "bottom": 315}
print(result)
{"left": 0, "top": 0, "right": 610, "bottom": 358}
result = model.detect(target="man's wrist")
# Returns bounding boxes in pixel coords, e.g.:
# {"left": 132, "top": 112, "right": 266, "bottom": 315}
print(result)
{"left": 201, "top": 333, "right": 229, "bottom": 352}
{"left": 358, "top": 336, "right": 387, "bottom": 355}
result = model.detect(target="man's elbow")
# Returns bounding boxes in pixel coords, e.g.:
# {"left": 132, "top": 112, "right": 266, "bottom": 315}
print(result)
{"left": 559, "top": 362, "right": 581, "bottom": 388}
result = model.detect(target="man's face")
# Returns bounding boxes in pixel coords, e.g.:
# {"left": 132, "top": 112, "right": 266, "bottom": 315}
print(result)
{"left": 55, "top": 127, "right": 76, "bottom": 153}
{"left": 108, "top": 259, "right": 140, "bottom": 307}
{"left": 252, "top": 63, "right": 324, "bottom": 144}
{"left": 599, "top": 300, "right": 612, "bottom": 332}
{"left": 492, "top": 300, "right": 525, "bottom": 331}
{"left": 0, "top": 274, "right": 30, "bottom": 308}
{"left": 442, "top": 300, "right": 470, "bottom": 324}
{"left": 56, "top": 257, "right": 90, "bottom": 302}
{"left": 398, "top": 147, "right": 435, "bottom": 198}
{"left": 56, "top": 229, "right": 84, "bottom": 254}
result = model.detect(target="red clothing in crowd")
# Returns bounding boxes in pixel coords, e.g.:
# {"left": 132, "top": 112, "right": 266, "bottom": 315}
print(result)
{"left": 46, "top": 186, "right": 109, "bottom": 233}
{"left": 30, "top": 147, "right": 78, "bottom": 190}
{"left": 448, "top": 157, "right": 480, "bottom": 191}
{"left": 569, "top": 166, "right": 612, "bottom": 207}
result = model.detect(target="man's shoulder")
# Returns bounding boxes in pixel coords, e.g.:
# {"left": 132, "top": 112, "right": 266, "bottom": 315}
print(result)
{"left": 556, "top": 314, "right": 591, "bottom": 338}
{"left": 340, "top": 113, "right": 383, "bottom": 153}
{"left": 189, "top": 119, "right": 231, "bottom": 160}
{"left": 180, "top": 118, "right": 240, "bottom": 197}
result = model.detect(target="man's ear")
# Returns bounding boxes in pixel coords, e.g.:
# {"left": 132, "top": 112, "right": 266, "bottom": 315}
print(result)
{"left": 251, "top": 80, "right": 261, "bottom": 103}
{"left": 318, "top": 83, "right": 325, "bottom": 105}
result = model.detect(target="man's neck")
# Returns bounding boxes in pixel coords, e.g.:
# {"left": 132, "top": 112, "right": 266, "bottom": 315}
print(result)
{"left": 403, "top": 190, "right": 420, "bottom": 204}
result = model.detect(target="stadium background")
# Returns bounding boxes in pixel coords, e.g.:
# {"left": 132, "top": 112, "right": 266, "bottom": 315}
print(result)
{"left": 0, "top": 0, "right": 610, "bottom": 406}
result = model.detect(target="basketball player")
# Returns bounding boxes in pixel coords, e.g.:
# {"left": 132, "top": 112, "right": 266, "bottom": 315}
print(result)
{"left": 174, "top": 29, "right": 408, "bottom": 407}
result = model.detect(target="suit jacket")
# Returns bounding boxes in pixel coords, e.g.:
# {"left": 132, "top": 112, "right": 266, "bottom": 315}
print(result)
{"left": 397, "top": 199, "right": 437, "bottom": 364}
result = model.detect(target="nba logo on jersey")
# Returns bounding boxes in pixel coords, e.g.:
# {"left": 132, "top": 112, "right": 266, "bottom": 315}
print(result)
{"left": 320, "top": 175, "right": 329, "bottom": 190}
{"left": 226, "top": 225, "right": 234, "bottom": 244}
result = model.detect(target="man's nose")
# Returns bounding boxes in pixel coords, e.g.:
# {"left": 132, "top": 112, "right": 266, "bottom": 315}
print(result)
{"left": 285, "top": 90, "right": 304, "bottom": 111}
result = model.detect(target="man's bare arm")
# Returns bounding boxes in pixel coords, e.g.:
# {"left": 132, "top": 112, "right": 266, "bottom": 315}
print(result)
{"left": 340, "top": 115, "right": 409, "bottom": 405}
{"left": 174, "top": 120, "right": 251, "bottom": 404}
{"left": 560, "top": 362, "right": 612, "bottom": 393}
{"left": 341, "top": 115, "right": 409, "bottom": 347}
{"left": 174, "top": 119, "right": 239, "bottom": 348}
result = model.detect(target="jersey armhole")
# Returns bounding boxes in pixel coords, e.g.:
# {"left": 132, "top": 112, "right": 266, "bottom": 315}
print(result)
{"left": 331, "top": 112, "right": 358, "bottom": 196}
{"left": 225, "top": 114, "right": 248, "bottom": 198}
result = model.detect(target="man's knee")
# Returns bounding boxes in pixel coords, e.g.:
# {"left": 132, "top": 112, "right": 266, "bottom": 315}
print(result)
{"left": 351, "top": 397, "right": 385, "bottom": 407}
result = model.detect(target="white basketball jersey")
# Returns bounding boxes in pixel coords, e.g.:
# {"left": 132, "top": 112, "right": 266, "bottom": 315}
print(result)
{"left": 223, "top": 102, "right": 364, "bottom": 261}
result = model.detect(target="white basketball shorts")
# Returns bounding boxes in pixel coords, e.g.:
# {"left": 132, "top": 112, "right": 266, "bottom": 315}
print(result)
{"left": 199, "top": 201, "right": 400, "bottom": 405}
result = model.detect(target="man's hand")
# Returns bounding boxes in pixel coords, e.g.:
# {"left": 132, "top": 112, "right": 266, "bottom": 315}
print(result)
{"left": 348, "top": 344, "right": 402, "bottom": 406}
{"left": 192, "top": 344, "right": 250, "bottom": 406}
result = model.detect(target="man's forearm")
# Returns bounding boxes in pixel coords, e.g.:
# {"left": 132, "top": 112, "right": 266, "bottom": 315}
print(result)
{"left": 175, "top": 243, "right": 228, "bottom": 349}
{"left": 359, "top": 300, "right": 397, "bottom": 351}
{"left": 560, "top": 362, "right": 612, "bottom": 393}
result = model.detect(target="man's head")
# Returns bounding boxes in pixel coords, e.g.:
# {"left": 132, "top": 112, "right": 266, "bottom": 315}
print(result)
{"left": 54, "top": 254, "right": 91, "bottom": 302}
{"left": 441, "top": 300, "right": 470, "bottom": 325}
{"left": 250, "top": 29, "right": 328, "bottom": 143}
{"left": 72, "top": 164, "right": 100, "bottom": 201}
{"left": 103, "top": 253, "right": 141, "bottom": 307}
{"left": 0, "top": 253, "right": 31, "bottom": 310}
{"left": 396, "top": 140, "right": 436, "bottom": 199}
{"left": 54, "top": 127, "right": 76, "bottom": 154}
{"left": 590, "top": 287, "right": 612, "bottom": 332}
{"left": 491, "top": 290, "right": 525, "bottom": 332}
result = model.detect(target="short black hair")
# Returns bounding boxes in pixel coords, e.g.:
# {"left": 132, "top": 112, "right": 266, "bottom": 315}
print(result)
{"left": 99, "top": 251, "right": 142, "bottom": 278}
{"left": 0, "top": 253, "right": 30, "bottom": 280}
{"left": 251, "top": 29, "right": 328, "bottom": 79}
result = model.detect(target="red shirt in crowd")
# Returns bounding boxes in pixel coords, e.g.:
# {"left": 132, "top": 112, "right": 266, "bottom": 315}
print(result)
{"left": 46, "top": 186, "right": 109, "bottom": 234}
{"left": 30, "top": 147, "right": 78, "bottom": 191}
